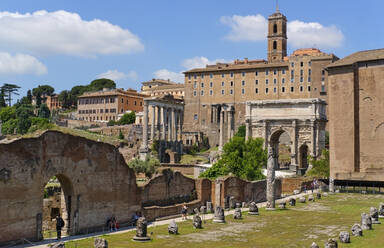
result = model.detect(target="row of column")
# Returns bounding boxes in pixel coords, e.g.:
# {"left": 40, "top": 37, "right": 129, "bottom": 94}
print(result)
{"left": 218, "top": 107, "right": 234, "bottom": 151}
{"left": 142, "top": 102, "right": 183, "bottom": 151}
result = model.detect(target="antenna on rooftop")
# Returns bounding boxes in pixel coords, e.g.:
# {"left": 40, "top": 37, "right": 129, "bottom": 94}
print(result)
{"left": 276, "top": 0, "right": 280, "bottom": 12}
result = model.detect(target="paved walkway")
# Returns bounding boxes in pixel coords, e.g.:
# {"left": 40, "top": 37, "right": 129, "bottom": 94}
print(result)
{"left": 12, "top": 190, "right": 319, "bottom": 248}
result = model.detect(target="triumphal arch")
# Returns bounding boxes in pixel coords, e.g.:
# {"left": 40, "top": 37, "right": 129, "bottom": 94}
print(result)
{"left": 245, "top": 98, "right": 327, "bottom": 175}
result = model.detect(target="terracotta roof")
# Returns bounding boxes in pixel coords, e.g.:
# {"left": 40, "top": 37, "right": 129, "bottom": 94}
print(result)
{"left": 327, "top": 48, "right": 384, "bottom": 68}
{"left": 143, "top": 84, "right": 184, "bottom": 91}
{"left": 141, "top": 78, "right": 179, "bottom": 85}
{"left": 78, "top": 89, "right": 144, "bottom": 98}
{"left": 184, "top": 61, "right": 288, "bottom": 74}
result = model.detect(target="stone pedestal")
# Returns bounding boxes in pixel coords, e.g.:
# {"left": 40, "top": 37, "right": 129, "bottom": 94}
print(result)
{"left": 133, "top": 217, "right": 151, "bottom": 242}
{"left": 248, "top": 202, "right": 259, "bottom": 215}
{"left": 212, "top": 206, "right": 225, "bottom": 223}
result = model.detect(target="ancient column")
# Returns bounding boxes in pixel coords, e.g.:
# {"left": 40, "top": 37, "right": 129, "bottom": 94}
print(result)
{"left": 150, "top": 104, "right": 156, "bottom": 141}
{"left": 140, "top": 101, "right": 149, "bottom": 159}
{"left": 311, "top": 120, "right": 316, "bottom": 158}
{"left": 171, "top": 108, "right": 176, "bottom": 141}
{"left": 219, "top": 109, "right": 224, "bottom": 151}
{"left": 157, "top": 105, "right": 161, "bottom": 139}
{"left": 263, "top": 121, "right": 269, "bottom": 149}
{"left": 291, "top": 120, "right": 298, "bottom": 170}
{"left": 167, "top": 108, "right": 172, "bottom": 142}
{"left": 245, "top": 103, "right": 251, "bottom": 140}
{"left": 178, "top": 109, "right": 183, "bottom": 141}
{"left": 161, "top": 107, "right": 166, "bottom": 140}
{"left": 227, "top": 109, "right": 232, "bottom": 141}
{"left": 266, "top": 145, "right": 276, "bottom": 210}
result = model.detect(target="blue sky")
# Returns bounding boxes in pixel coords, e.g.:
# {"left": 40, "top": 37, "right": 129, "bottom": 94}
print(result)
{"left": 0, "top": 0, "right": 382, "bottom": 100}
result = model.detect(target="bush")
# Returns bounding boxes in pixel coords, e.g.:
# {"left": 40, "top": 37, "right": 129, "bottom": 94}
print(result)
{"left": 307, "top": 149, "right": 330, "bottom": 178}
{"left": 234, "top": 125, "right": 246, "bottom": 138}
{"left": 200, "top": 136, "right": 266, "bottom": 181}
{"left": 107, "top": 120, "right": 117, "bottom": 126}
{"left": 127, "top": 156, "right": 160, "bottom": 179}
{"left": 28, "top": 117, "right": 53, "bottom": 133}
{"left": 118, "top": 130, "right": 125, "bottom": 140}
{"left": 1, "top": 119, "right": 17, "bottom": 134}
{"left": 118, "top": 112, "right": 136, "bottom": 125}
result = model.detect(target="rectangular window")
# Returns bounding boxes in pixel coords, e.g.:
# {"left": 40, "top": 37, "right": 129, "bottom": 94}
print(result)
{"left": 300, "top": 77, "right": 303, "bottom": 83}
{"left": 255, "top": 79, "right": 259, "bottom": 85}
{"left": 291, "top": 87, "right": 294, "bottom": 92}
{"left": 274, "top": 78, "right": 277, "bottom": 84}
{"left": 100, "top": 109, "right": 103, "bottom": 113}
{"left": 230, "top": 89, "right": 233, "bottom": 95}
{"left": 274, "top": 69, "right": 277, "bottom": 75}
{"left": 221, "top": 81, "right": 225, "bottom": 87}
{"left": 274, "top": 87, "right": 277, "bottom": 93}
{"left": 242, "top": 80, "right": 245, "bottom": 86}
{"left": 194, "top": 74, "right": 197, "bottom": 79}
{"left": 201, "top": 90, "right": 204, "bottom": 96}
{"left": 308, "top": 86, "right": 311, "bottom": 92}
{"left": 210, "top": 82, "right": 213, "bottom": 87}
{"left": 300, "top": 61, "right": 304, "bottom": 67}
{"left": 134, "top": 101, "right": 137, "bottom": 105}
{"left": 230, "top": 72, "right": 234, "bottom": 77}
{"left": 210, "top": 73, "right": 213, "bottom": 78}
{"left": 222, "top": 73, "right": 225, "bottom": 78}
{"left": 188, "top": 75, "right": 191, "bottom": 80}
{"left": 105, "top": 109, "right": 109, "bottom": 113}
{"left": 282, "top": 78, "right": 285, "bottom": 84}
{"left": 266, "top": 70, "right": 269, "bottom": 75}
{"left": 201, "top": 73, "right": 204, "bottom": 78}
{"left": 308, "top": 61, "right": 312, "bottom": 66}
{"left": 210, "top": 90, "right": 213, "bottom": 96}
{"left": 308, "top": 77, "right": 311, "bottom": 82}
{"left": 255, "top": 71, "right": 258, "bottom": 76}
{"left": 201, "top": 82, "right": 204, "bottom": 88}
{"left": 291, "top": 62, "right": 294, "bottom": 67}
{"left": 282, "top": 69, "right": 286, "bottom": 74}
{"left": 266, "top": 88, "right": 269, "bottom": 94}
{"left": 291, "top": 70, "right": 294, "bottom": 81}
{"left": 300, "top": 86, "right": 304, "bottom": 92}
{"left": 193, "top": 91, "right": 197, "bottom": 96}
{"left": 194, "top": 114, "right": 198, "bottom": 120}
{"left": 241, "top": 88, "right": 245, "bottom": 94}
{"left": 230, "top": 81, "right": 234, "bottom": 87}
{"left": 121, "top": 98, "right": 123, "bottom": 103}
{"left": 308, "top": 69, "right": 312, "bottom": 75}
{"left": 266, "top": 79, "right": 269, "bottom": 84}
{"left": 221, "top": 89, "right": 225, "bottom": 95}
{"left": 300, "top": 69, "right": 303, "bottom": 76}
{"left": 194, "top": 82, "right": 197, "bottom": 89}
{"left": 255, "top": 88, "right": 258, "bottom": 94}
{"left": 242, "top": 72, "right": 245, "bottom": 77}
{"left": 282, "top": 87, "right": 285, "bottom": 93}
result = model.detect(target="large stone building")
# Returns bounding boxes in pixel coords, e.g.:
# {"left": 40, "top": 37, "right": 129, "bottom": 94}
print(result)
{"left": 141, "top": 78, "right": 184, "bottom": 99}
{"left": 327, "top": 49, "right": 384, "bottom": 186}
{"left": 183, "top": 9, "right": 338, "bottom": 148}
{"left": 32, "top": 94, "right": 62, "bottom": 111}
{"left": 77, "top": 88, "right": 144, "bottom": 122}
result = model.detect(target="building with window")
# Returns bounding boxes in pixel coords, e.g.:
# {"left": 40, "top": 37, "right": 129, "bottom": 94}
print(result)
{"left": 32, "top": 94, "right": 62, "bottom": 111}
{"left": 141, "top": 78, "right": 184, "bottom": 99}
{"left": 77, "top": 88, "right": 144, "bottom": 122}
{"left": 183, "top": 8, "right": 338, "bottom": 147}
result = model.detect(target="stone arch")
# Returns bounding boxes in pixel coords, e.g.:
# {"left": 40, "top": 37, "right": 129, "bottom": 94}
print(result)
{"left": 298, "top": 143, "right": 309, "bottom": 175}
{"left": 0, "top": 131, "right": 140, "bottom": 244}
{"left": 269, "top": 128, "right": 292, "bottom": 170}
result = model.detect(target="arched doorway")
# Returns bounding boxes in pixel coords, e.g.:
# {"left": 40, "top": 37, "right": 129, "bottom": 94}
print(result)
{"left": 298, "top": 144, "right": 309, "bottom": 175}
{"left": 40, "top": 174, "right": 74, "bottom": 240}
{"left": 270, "top": 129, "right": 291, "bottom": 170}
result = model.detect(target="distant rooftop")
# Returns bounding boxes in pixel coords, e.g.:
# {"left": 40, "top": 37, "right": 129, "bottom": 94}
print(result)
{"left": 142, "top": 78, "right": 179, "bottom": 86}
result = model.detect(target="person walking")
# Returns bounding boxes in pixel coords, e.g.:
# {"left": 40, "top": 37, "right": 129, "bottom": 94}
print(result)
{"left": 181, "top": 205, "right": 188, "bottom": 220}
{"left": 55, "top": 215, "right": 65, "bottom": 240}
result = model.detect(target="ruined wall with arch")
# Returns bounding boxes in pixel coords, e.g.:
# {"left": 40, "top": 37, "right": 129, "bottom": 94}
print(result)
{"left": 0, "top": 131, "right": 140, "bottom": 244}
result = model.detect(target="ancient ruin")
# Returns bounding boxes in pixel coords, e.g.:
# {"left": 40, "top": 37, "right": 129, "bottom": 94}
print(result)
{"left": 213, "top": 206, "right": 225, "bottom": 223}
{"left": 133, "top": 217, "right": 151, "bottom": 241}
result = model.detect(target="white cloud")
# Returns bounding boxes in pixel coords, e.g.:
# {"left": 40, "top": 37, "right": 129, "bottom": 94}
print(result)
{"left": 288, "top": 20, "right": 344, "bottom": 48}
{"left": 220, "top": 15, "right": 268, "bottom": 42}
{"left": 221, "top": 14, "right": 344, "bottom": 49}
{"left": 182, "top": 56, "right": 230, "bottom": 70}
{"left": 153, "top": 69, "right": 184, "bottom": 83}
{"left": 97, "top": 69, "right": 138, "bottom": 81}
{"left": 0, "top": 10, "right": 144, "bottom": 57}
{"left": 0, "top": 52, "right": 47, "bottom": 75}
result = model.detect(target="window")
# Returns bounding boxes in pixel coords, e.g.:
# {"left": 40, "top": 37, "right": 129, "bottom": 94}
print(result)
{"left": 201, "top": 73, "right": 204, "bottom": 78}
{"left": 274, "top": 78, "right": 277, "bottom": 84}
{"left": 266, "top": 70, "right": 269, "bottom": 75}
{"left": 282, "top": 87, "right": 285, "bottom": 93}
{"left": 300, "top": 69, "right": 303, "bottom": 76}
{"left": 193, "top": 91, "right": 197, "bottom": 96}
{"left": 194, "top": 114, "right": 198, "bottom": 121}
{"left": 290, "top": 70, "right": 294, "bottom": 82}
{"left": 290, "top": 87, "right": 294, "bottom": 92}
{"left": 242, "top": 72, "right": 245, "bottom": 77}
{"left": 242, "top": 80, "right": 245, "bottom": 86}
{"left": 282, "top": 78, "right": 285, "bottom": 84}
{"left": 255, "top": 88, "right": 258, "bottom": 94}
{"left": 210, "top": 82, "right": 213, "bottom": 87}
{"left": 230, "top": 89, "right": 234, "bottom": 95}
{"left": 308, "top": 69, "right": 311, "bottom": 76}
{"left": 121, "top": 98, "right": 123, "bottom": 103}
{"left": 308, "top": 86, "right": 311, "bottom": 92}
{"left": 274, "top": 69, "right": 277, "bottom": 75}
{"left": 221, "top": 81, "right": 225, "bottom": 87}
{"left": 134, "top": 101, "right": 137, "bottom": 105}
{"left": 100, "top": 109, "right": 103, "bottom": 113}
{"left": 282, "top": 69, "right": 286, "bottom": 74}
{"left": 231, "top": 72, "right": 234, "bottom": 77}
{"left": 193, "top": 82, "right": 197, "bottom": 89}
{"left": 300, "top": 77, "right": 303, "bottom": 83}
{"left": 210, "top": 90, "right": 213, "bottom": 96}
{"left": 210, "top": 73, "right": 213, "bottom": 78}
{"left": 273, "top": 41, "right": 277, "bottom": 50}
{"left": 300, "top": 86, "right": 304, "bottom": 92}
{"left": 105, "top": 109, "right": 109, "bottom": 113}
{"left": 274, "top": 87, "right": 277, "bottom": 93}
{"left": 265, "top": 88, "right": 269, "bottom": 94}
{"left": 121, "top": 109, "right": 124, "bottom": 113}
{"left": 266, "top": 79, "right": 269, "bottom": 84}
{"left": 230, "top": 81, "right": 234, "bottom": 87}
{"left": 241, "top": 88, "right": 245, "bottom": 94}
{"left": 201, "top": 82, "right": 204, "bottom": 88}
{"left": 255, "top": 79, "right": 259, "bottom": 85}
{"left": 255, "top": 71, "right": 258, "bottom": 76}
{"left": 221, "top": 90, "right": 225, "bottom": 95}
{"left": 300, "top": 61, "right": 304, "bottom": 67}
{"left": 308, "top": 61, "right": 312, "bottom": 66}
{"left": 321, "top": 82, "right": 326, "bottom": 92}
{"left": 273, "top": 23, "right": 277, "bottom": 33}
{"left": 291, "top": 62, "right": 294, "bottom": 67}
{"left": 308, "top": 77, "right": 311, "bottom": 82}
{"left": 222, "top": 73, "right": 225, "bottom": 78}
{"left": 194, "top": 74, "right": 197, "bottom": 79}
{"left": 201, "top": 90, "right": 204, "bottom": 96}
{"left": 188, "top": 75, "right": 191, "bottom": 80}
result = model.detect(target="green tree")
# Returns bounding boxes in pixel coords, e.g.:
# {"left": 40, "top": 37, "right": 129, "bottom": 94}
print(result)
{"left": 88, "top": 78, "right": 116, "bottom": 91}
{"left": 127, "top": 156, "right": 160, "bottom": 178}
{"left": 28, "top": 117, "right": 53, "bottom": 133}
{"left": 1, "top": 83, "right": 20, "bottom": 106}
{"left": 36, "top": 92, "right": 42, "bottom": 107}
{"left": 234, "top": 125, "right": 246, "bottom": 138}
{"left": 118, "top": 130, "right": 125, "bottom": 140}
{"left": 200, "top": 136, "right": 267, "bottom": 181}
{"left": 307, "top": 149, "right": 330, "bottom": 178}
{"left": 58, "top": 90, "right": 75, "bottom": 109}
{"left": 0, "top": 106, "right": 16, "bottom": 123}
{"left": 38, "top": 104, "right": 51, "bottom": 118}
{"left": 0, "top": 88, "right": 6, "bottom": 108}
{"left": 118, "top": 111, "right": 136, "bottom": 125}
{"left": 26, "top": 90, "right": 33, "bottom": 104}
{"left": 15, "top": 104, "right": 34, "bottom": 134}
{"left": 1, "top": 119, "right": 17, "bottom": 134}
{"left": 32, "top": 85, "right": 55, "bottom": 97}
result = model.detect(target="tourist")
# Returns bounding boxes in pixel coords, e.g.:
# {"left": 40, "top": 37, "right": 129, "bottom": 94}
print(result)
{"left": 55, "top": 215, "right": 65, "bottom": 240}
{"left": 132, "top": 211, "right": 140, "bottom": 225}
{"left": 181, "top": 205, "right": 188, "bottom": 220}
{"left": 110, "top": 216, "right": 117, "bottom": 231}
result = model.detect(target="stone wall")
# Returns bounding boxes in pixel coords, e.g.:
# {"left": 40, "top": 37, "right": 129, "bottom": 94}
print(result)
{"left": 280, "top": 177, "right": 313, "bottom": 193}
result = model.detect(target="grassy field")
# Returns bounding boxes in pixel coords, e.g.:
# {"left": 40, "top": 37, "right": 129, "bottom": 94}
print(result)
{"left": 65, "top": 193, "right": 384, "bottom": 248}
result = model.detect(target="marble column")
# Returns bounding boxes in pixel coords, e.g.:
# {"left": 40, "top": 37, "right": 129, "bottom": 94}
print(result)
{"left": 171, "top": 108, "right": 176, "bottom": 141}
{"left": 157, "top": 106, "right": 161, "bottom": 139}
{"left": 150, "top": 105, "right": 155, "bottom": 141}
{"left": 227, "top": 110, "right": 232, "bottom": 141}
{"left": 161, "top": 107, "right": 166, "bottom": 140}
{"left": 311, "top": 120, "right": 316, "bottom": 158}
{"left": 263, "top": 121, "right": 269, "bottom": 149}
{"left": 178, "top": 110, "right": 183, "bottom": 141}
{"left": 167, "top": 108, "right": 172, "bottom": 142}
{"left": 140, "top": 101, "right": 149, "bottom": 159}
{"left": 291, "top": 120, "right": 298, "bottom": 169}
{"left": 219, "top": 109, "right": 224, "bottom": 151}
{"left": 266, "top": 145, "right": 276, "bottom": 210}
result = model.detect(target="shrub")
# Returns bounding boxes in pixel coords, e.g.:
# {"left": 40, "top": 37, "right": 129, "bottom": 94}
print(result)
{"left": 127, "top": 156, "right": 160, "bottom": 179}
{"left": 307, "top": 149, "right": 330, "bottom": 178}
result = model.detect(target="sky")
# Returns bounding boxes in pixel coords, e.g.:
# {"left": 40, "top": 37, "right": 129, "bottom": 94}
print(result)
{"left": 0, "top": 0, "right": 382, "bottom": 100}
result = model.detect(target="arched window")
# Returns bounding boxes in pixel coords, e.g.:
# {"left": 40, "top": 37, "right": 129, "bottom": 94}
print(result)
{"left": 273, "top": 41, "right": 277, "bottom": 50}
{"left": 273, "top": 23, "right": 278, "bottom": 33}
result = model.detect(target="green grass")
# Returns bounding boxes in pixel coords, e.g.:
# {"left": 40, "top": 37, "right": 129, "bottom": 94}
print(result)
{"left": 180, "top": 154, "right": 209, "bottom": 165}
{"left": 65, "top": 193, "right": 384, "bottom": 248}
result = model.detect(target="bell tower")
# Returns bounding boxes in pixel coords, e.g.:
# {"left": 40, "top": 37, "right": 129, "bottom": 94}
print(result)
{"left": 267, "top": 6, "right": 287, "bottom": 62}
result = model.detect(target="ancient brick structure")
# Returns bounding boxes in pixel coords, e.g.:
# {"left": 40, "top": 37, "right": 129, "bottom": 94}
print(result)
{"left": 327, "top": 49, "right": 384, "bottom": 185}
{"left": 0, "top": 131, "right": 140, "bottom": 244}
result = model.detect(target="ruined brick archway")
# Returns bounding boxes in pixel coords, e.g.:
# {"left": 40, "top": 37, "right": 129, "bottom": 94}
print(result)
{"left": 0, "top": 131, "right": 140, "bottom": 244}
